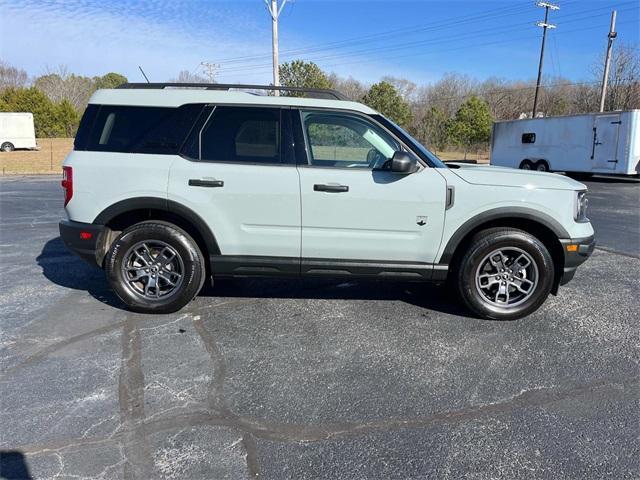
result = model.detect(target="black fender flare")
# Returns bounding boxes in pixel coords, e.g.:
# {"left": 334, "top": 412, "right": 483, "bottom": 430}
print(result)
{"left": 438, "top": 206, "right": 569, "bottom": 265}
{"left": 93, "top": 197, "right": 221, "bottom": 255}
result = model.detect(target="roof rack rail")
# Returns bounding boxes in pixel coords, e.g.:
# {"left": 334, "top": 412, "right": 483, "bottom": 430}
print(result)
{"left": 117, "top": 83, "right": 349, "bottom": 101}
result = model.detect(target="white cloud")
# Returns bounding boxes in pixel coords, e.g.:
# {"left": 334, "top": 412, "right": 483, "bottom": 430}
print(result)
{"left": 0, "top": 0, "right": 275, "bottom": 83}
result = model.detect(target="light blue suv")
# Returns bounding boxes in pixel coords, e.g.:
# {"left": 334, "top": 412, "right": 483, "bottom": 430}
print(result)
{"left": 59, "top": 83, "right": 595, "bottom": 320}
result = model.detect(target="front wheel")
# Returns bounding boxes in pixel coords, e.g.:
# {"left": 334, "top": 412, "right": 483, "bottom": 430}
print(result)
{"left": 455, "top": 228, "right": 555, "bottom": 320}
{"left": 105, "top": 221, "right": 206, "bottom": 314}
{"left": 1, "top": 142, "right": 14, "bottom": 152}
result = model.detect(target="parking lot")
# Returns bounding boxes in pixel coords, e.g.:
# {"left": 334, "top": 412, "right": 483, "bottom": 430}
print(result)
{"left": 0, "top": 175, "right": 638, "bottom": 479}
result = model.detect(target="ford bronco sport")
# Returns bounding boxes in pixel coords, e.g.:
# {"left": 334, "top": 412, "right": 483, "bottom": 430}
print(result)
{"left": 59, "top": 83, "right": 595, "bottom": 320}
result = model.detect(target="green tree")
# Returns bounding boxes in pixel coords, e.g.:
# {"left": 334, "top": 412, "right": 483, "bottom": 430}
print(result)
{"left": 361, "top": 81, "right": 413, "bottom": 128}
{"left": 418, "top": 107, "right": 450, "bottom": 154}
{"left": 0, "top": 87, "right": 60, "bottom": 137}
{"left": 0, "top": 87, "right": 81, "bottom": 137}
{"left": 279, "top": 60, "right": 333, "bottom": 95}
{"left": 447, "top": 96, "right": 492, "bottom": 159}
{"left": 94, "top": 72, "right": 128, "bottom": 89}
{"left": 55, "top": 99, "right": 80, "bottom": 137}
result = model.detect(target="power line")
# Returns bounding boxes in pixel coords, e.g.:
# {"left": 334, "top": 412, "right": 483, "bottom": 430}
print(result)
{"left": 215, "top": 18, "right": 637, "bottom": 80}
{"left": 212, "top": 2, "right": 533, "bottom": 67}
{"left": 215, "top": 3, "right": 637, "bottom": 76}
{"left": 213, "top": 0, "right": 634, "bottom": 73}
{"left": 200, "top": 62, "right": 219, "bottom": 82}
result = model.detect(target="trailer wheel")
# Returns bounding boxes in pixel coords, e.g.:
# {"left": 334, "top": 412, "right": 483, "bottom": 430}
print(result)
{"left": 534, "top": 160, "right": 549, "bottom": 172}
{"left": 1, "top": 142, "right": 14, "bottom": 152}
{"left": 519, "top": 160, "right": 533, "bottom": 170}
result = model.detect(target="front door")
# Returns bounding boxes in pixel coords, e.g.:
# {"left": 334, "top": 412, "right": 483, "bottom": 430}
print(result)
{"left": 295, "top": 109, "right": 447, "bottom": 271}
{"left": 168, "top": 106, "right": 301, "bottom": 273}
{"left": 593, "top": 114, "right": 621, "bottom": 170}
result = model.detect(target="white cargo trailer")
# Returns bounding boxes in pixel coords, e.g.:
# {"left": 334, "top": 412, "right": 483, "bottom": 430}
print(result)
{"left": 490, "top": 110, "right": 639, "bottom": 177}
{"left": 0, "top": 112, "right": 38, "bottom": 152}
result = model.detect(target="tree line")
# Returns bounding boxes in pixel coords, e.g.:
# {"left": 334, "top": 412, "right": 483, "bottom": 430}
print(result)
{"left": 0, "top": 63, "right": 128, "bottom": 137}
{"left": 1, "top": 42, "right": 638, "bottom": 152}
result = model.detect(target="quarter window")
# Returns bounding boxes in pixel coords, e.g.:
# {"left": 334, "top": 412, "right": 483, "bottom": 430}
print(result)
{"left": 199, "top": 107, "right": 281, "bottom": 163}
{"left": 80, "top": 104, "right": 203, "bottom": 154}
{"left": 301, "top": 111, "right": 400, "bottom": 169}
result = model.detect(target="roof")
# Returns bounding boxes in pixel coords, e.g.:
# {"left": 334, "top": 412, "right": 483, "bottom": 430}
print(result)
{"left": 88, "top": 87, "right": 378, "bottom": 115}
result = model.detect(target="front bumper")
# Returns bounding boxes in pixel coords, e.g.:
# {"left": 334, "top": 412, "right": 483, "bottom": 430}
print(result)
{"left": 559, "top": 235, "right": 596, "bottom": 285}
{"left": 59, "top": 220, "right": 105, "bottom": 266}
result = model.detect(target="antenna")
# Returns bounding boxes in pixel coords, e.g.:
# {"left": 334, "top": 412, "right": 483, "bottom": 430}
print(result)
{"left": 138, "top": 66, "right": 150, "bottom": 83}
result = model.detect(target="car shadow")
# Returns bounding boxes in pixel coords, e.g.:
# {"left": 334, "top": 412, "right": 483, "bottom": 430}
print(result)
{"left": 36, "top": 237, "right": 124, "bottom": 309}
{"left": 573, "top": 175, "right": 640, "bottom": 184}
{"left": 38, "top": 236, "right": 473, "bottom": 318}
{"left": 0, "top": 450, "right": 32, "bottom": 480}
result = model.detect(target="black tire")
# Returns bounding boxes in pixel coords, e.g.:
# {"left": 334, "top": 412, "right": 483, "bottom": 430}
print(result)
{"left": 519, "top": 159, "right": 533, "bottom": 170}
{"left": 534, "top": 160, "right": 549, "bottom": 172}
{"left": 105, "top": 221, "right": 206, "bottom": 314}
{"left": 1, "top": 142, "right": 15, "bottom": 152}
{"left": 455, "top": 228, "right": 554, "bottom": 320}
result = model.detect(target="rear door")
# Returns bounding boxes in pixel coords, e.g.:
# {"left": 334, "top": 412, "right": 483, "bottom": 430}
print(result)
{"left": 295, "top": 109, "right": 447, "bottom": 271}
{"left": 168, "top": 106, "right": 301, "bottom": 274}
{"left": 593, "top": 114, "right": 621, "bottom": 170}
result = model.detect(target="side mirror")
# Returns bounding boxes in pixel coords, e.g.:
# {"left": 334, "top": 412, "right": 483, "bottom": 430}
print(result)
{"left": 390, "top": 151, "right": 417, "bottom": 174}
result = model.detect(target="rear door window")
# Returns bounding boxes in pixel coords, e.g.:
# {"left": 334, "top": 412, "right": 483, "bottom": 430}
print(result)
{"left": 198, "top": 107, "right": 281, "bottom": 164}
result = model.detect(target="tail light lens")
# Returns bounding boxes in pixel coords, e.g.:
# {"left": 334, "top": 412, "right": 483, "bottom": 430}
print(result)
{"left": 62, "top": 166, "right": 73, "bottom": 207}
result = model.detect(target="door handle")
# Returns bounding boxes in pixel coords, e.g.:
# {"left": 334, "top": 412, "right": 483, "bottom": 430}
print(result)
{"left": 189, "top": 179, "right": 224, "bottom": 188}
{"left": 314, "top": 184, "right": 349, "bottom": 193}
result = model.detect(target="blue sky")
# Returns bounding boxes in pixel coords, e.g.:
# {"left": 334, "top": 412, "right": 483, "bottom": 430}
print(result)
{"left": 1, "top": 0, "right": 638, "bottom": 86}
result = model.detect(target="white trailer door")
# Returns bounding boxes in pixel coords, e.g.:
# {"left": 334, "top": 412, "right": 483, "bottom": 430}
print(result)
{"left": 593, "top": 114, "right": 620, "bottom": 170}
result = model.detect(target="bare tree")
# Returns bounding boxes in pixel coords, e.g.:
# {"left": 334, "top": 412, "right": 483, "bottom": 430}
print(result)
{"left": 0, "top": 61, "right": 29, "bottom": 90}
{"left": 34, "top": 65, "right": 94, "bottom": 111}
{"left": 594, "top": 43, "right": 640, "bottom": 111}
{"left": 381, "top": 76, "right": 417, "bottom": 102}
{"left": 170, "top": 70, "right": 210, "bottom": 84}
{"left": 327, "top": 73, "right": 368, "bottom": 101}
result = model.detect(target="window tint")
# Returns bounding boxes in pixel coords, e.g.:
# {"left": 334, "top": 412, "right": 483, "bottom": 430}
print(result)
{"left": 200, "top": 107, "right": 281, "bottom": 163}
{"left": 522, "top": 133, "right": 536, "bottom": 144}
{"left": 301, "top": 111, "right": 399, "bottom": 169}
{"left": 74, "top": 104, "right": 98, "bottom": 150}
{"left": 81, "top": 104, "right": 203, "bottom": 154}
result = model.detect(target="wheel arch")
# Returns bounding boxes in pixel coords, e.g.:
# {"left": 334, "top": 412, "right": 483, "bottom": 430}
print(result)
{"left": 93, "top": 197, "right": 220, "bottom": 267}
{"left": 440, "top": 208, "right": 567, "bottom": 294}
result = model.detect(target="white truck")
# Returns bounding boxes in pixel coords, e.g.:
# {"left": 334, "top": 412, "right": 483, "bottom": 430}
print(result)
{"left": 0, "top": 112, "right": 38, "bottom": 152}
{"left": 490, "top": 110, "right": 640, "bottom": 177}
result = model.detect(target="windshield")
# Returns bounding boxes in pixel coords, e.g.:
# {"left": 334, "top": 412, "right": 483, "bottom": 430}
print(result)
{"left": 372, "top": 115, "right": 447, "bottom": 169}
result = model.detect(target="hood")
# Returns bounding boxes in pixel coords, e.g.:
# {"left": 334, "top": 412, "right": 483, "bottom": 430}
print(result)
{"left": 447, "top": 163, "right": 586, "bottom": 191}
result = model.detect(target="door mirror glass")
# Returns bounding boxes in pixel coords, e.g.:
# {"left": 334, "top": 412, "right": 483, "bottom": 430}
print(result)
{"left": 390, "top": 151, "right": 417, "bottom": 174}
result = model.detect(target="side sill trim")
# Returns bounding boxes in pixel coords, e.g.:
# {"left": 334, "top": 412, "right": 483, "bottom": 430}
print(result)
{"left": 210, "top": 255, "right": 449, "bottom": 281}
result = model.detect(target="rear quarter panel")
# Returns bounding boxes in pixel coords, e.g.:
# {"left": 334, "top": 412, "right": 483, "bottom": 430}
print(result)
{"left": 63, "top": 151, "right": 175, "bottom": 223}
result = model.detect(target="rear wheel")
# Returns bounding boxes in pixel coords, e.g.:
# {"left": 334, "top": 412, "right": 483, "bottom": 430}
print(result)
{"left": 1, "top": 142, "right": 14, "bottom": 152}
{"left": 455, "top": 228, "right": 554, "bottom": 320}
{"left": 519, "top": 159, "right": 533, "bottom": 170}
{"left": 105, "top": 221, "right": 206, "bottom": 314}
{"left": 534, "top": 160, "right": 549, "bottom": 172}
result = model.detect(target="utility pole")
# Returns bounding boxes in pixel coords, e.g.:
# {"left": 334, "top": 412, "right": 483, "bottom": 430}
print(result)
{"left": 265, "top": 0, "right": 288, "bottom": 96}
{"left": 599, "top": 10, "right": 617, "bottom": 112}
{"left": 200, "top": 62, "right": 219, "bottom": 83}
{"left": 532, "top": 1, "right": 559, "bottom": 118}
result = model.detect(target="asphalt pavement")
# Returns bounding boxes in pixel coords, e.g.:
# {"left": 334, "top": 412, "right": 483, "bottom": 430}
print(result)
{"left": 0, "top": 175, "right": 638, "bottom": 479}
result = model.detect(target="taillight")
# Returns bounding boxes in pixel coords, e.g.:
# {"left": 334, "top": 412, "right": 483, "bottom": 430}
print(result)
{"left": 62, "top": 166, "right": 73, "bottom": 207}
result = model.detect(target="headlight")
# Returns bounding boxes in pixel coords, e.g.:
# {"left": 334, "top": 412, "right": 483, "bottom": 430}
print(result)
{"left": 574, "top": 191, "right": 588, "bottom": 222}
